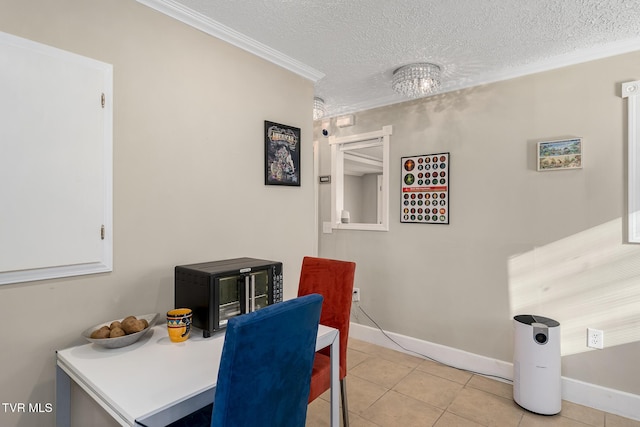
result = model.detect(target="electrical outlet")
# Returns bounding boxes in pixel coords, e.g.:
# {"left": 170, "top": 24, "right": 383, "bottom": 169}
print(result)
{"left": 587, "top": 328, "right": 604, "bottom": 349}
{"left": 322, "top": 222, "right": 333, "bottom": 234}
{"left": 352, "top": 288, "right": 360, "bottom": 302}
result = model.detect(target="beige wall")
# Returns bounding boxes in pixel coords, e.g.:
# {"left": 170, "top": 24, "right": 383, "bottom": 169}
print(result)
{"left": 317, "top": 52, "right": 640, "bottom": 396}
{"left": 0, "top": 1, "right": 315, "bottom": 426}
{"left": 3, "top": 0, "right": 639, "bottom": 423}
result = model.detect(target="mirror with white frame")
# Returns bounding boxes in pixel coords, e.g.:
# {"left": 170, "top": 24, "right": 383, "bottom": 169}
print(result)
{"left": 329, "top": 125, "right": 391, "bottom": 231}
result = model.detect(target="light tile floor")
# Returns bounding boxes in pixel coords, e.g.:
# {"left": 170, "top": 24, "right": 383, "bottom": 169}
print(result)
{"left": 306, "top": 339, "right": 640, "bottom": 427}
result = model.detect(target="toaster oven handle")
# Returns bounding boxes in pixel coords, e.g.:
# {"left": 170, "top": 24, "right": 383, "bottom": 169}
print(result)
{"left": 244, "top": 275, "right": 250, "bottom": 314}
{"left": 250, "top": 274, "right": 256, "bottom": 312}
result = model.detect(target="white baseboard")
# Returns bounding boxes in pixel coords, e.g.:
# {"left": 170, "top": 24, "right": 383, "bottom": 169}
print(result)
{"left": 562, "top": 377, "right": 640, "bottom": 421}
{"left": 349, "top": 322, "right": 640, "bottom": 421}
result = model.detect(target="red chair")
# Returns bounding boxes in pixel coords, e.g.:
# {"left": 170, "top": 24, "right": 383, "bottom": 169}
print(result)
{"left": 297, "top": 256, "right": 356, "bottom": 427}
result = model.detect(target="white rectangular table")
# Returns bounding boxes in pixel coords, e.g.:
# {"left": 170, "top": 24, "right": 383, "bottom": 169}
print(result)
{"left": 56, "top": 324, "right": 339, "bottom": 427}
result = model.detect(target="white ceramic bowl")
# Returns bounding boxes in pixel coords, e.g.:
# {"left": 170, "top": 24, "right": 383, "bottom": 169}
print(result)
{"left": 81, "top": 313, "right": 160, "bottom": 349}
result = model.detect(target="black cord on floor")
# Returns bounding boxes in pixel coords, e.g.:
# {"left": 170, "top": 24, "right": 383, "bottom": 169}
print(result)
{"left": 354, "top": 303, "right": 513, "bottom": 384}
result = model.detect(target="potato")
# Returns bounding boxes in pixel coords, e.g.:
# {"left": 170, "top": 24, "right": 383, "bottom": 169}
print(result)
{"left": 121, "top": 316, "right": 146, "bottom": 334}
{"left": 122, "top": 316, "right": 137, "bottom": 324}
{"left": 90, "top": 325, "right": 111, "bottom": 339}
{"left": 110, "top": 320, "right": 122, "bottom": 330}
{"left": 109, "top": 326, "right": 126, "bottom": 338}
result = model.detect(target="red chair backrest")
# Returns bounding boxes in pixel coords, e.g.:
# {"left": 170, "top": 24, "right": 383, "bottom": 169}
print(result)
{"left": 297, "top": 256, "right": 356, "bottom": 379}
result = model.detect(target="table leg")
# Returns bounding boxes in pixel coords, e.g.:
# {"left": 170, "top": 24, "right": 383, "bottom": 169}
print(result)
{"left": 55, "top": 364, "right": 71, "bottom": 427}
{"left": 330, "top": 331, "right": 339, "bottom": 427}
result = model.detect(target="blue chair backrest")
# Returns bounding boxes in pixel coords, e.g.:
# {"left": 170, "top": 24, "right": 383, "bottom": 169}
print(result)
{"left": 211, "top": 293, "right": 323, "bottom": 427}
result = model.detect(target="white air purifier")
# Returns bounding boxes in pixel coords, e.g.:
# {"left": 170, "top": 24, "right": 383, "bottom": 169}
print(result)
{"left": 513, "top": 315, "right": 561, "bottom": 415}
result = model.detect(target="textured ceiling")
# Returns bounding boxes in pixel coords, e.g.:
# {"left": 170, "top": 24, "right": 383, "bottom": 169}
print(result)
{"left": 146, "top": 0, "right": 640, "bottom": 117}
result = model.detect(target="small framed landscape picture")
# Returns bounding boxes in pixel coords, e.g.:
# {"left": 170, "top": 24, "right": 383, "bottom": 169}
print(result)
{"left": 537, "top": 138, "right": 582, "bottom": 171}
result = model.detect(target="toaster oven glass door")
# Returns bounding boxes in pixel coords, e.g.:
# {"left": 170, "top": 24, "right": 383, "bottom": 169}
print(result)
{"left": 218, "top": 275, "right": 242, "bottom": 326}
{"left": 217, "top": 269, "right": 272, "bottom": 326}
{"left": 250, "top": 271, "right": 270, "bottom": 311}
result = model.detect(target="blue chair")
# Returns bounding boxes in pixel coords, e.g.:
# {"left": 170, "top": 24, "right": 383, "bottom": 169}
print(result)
{"left": 212, "top": 293, "right": 323, "bottom": 426}
{"left": 168, "top": 293, "right": 323, "bottom": 427}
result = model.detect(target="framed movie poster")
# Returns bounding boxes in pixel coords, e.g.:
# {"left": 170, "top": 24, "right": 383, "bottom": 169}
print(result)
{"left": 401, "top": 152, "right": 450, "bottom": 224}
{"left": 264, "top": 121, "right": 301, "bottom": 186}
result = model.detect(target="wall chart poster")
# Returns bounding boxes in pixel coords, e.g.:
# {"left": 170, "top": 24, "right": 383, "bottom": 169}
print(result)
{"left": 264, "top": 121, "right": 300, "bottom": 186}
{"left": 401, "top": 153, "right": 450, "bottom": 224}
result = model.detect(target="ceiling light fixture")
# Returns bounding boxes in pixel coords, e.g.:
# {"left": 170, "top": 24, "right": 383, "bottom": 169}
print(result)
{"left": 313, "top": 97, "right": 326, "bottom": 120}
{"left": 392, "top": 63, "right": 441, "bottom": 98}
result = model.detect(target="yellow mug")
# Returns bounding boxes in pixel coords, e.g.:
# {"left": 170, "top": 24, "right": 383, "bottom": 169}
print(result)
{"left": 167, "top": 308, "right": 192, "bottom": 342}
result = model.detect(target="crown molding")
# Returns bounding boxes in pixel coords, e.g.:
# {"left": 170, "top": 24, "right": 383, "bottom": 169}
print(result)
{"left": 136, "top": 0, "right": 325, "bottom": 83}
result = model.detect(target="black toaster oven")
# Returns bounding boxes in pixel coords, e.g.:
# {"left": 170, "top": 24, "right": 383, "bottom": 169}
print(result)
{"left": 175, "top": 257, "right": 283, "bottom": 337}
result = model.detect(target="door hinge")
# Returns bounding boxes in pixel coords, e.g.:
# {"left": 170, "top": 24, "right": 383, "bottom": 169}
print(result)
{"left": 101, "top": 225, "right": 105, "bottom": 240}
{"left": 101, "top": 93, "right": 105, "bottom": 108}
